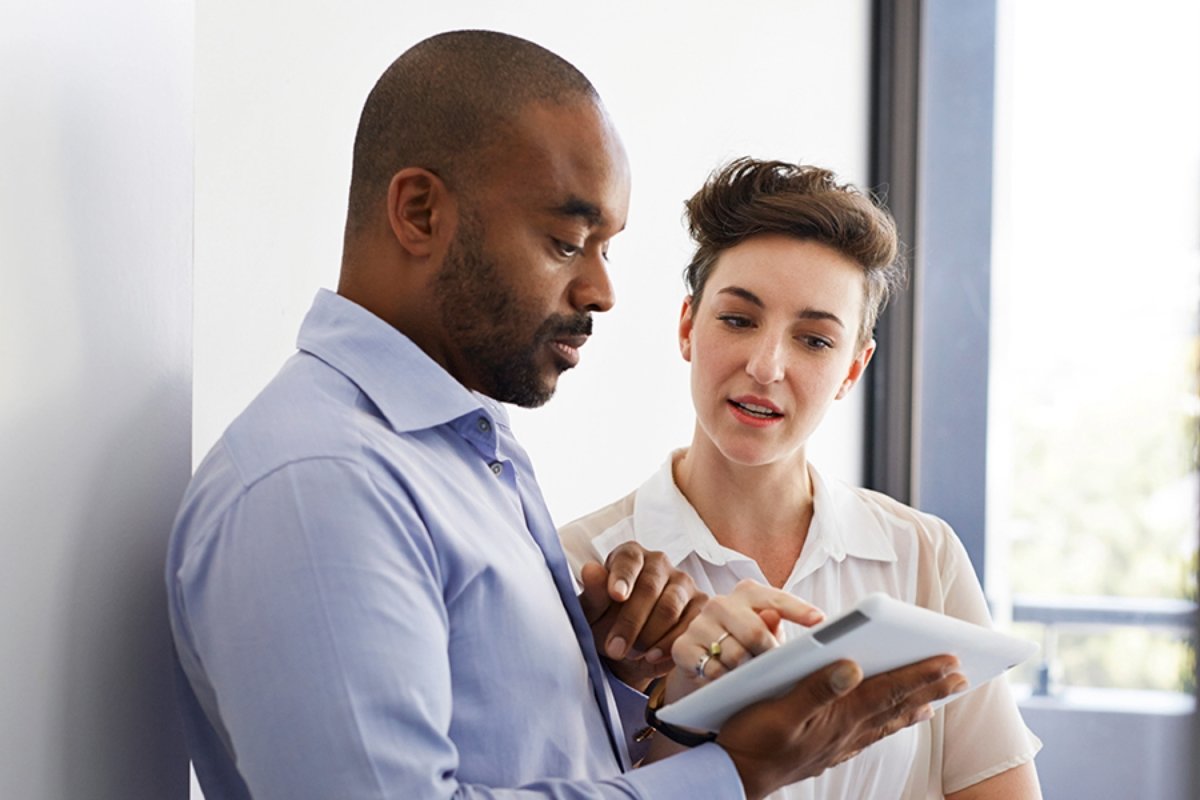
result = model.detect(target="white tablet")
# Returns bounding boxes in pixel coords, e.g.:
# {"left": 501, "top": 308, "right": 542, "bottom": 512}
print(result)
{"left": 656, "top": 592, "right": 1037, "bottom": 732}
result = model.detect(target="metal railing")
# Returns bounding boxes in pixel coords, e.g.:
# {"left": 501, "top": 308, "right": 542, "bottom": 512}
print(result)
{"left": 1011, "top": 595, "right": 1198, "bottom": 697}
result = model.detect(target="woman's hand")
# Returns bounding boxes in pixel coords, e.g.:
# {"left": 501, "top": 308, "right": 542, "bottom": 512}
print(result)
{"left": 666, "top": 579, "right": 825, "bottom": 700}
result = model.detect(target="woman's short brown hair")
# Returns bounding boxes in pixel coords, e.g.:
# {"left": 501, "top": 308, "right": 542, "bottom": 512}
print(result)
{"left": 683, "top": 157, "right": 904, "bottom": 345}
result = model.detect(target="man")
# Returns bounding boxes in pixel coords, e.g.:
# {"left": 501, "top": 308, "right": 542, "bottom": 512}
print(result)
{"left": 166, "top": 30, "right": 962, "bottom": 799}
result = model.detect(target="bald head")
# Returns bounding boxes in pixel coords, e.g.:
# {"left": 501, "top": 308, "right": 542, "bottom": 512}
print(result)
{"left": 345, "top": 30, "right": 599, "bottom": 234}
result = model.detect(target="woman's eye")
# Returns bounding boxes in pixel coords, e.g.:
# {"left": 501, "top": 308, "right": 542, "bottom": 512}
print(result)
{"left": 717, "top": 314, "right": 752, "bottom": 329}
{"left": 804, "top": 336, "right": 833, "bottom": 350}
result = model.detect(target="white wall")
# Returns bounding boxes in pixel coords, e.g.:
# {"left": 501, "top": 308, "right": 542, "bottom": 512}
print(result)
{"left": 0, "top": 1, "right": 193, "bottom": 797}
{"left": 194, "top": 0, "right": 875, "bottom": 526}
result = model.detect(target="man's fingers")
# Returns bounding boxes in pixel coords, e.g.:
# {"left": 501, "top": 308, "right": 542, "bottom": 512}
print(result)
{"left": 638, "top": 591, "right": 707, "bottom": 665}
{"left": 604, "top": 542, "right": 647, "bottom": 602}
{"left": 804, "top": 659, "right": 864, "bottom": 705}
{"left": 853, "top": 655, "right": 963, "bottom": 731}
{"left": 602, "top": 545, "right": 697, "bottom": 659}
{"left": 630, "top": 573, "right": 704, "bottom": 654}
{"left": 715, "top": 653, "right": 963, "bottom": 794}
{"left": 585, "top": 545, "right": 709, "bottom": 666}
{"left": 577, "top": 561, "right": 612, "bottom": 623}
{"left": 603, "top": 560, "right": 670, "bottom": 659}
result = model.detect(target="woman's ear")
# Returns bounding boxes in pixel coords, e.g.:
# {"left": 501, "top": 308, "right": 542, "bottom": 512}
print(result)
{"left": 678, "top": 297, "right": 695, "bottom": 362}
{"left": 385, "top": 167, "right": 453, "bottom": 257}
{"left": 836, "top": 338, "right": 877, "bottom": 399}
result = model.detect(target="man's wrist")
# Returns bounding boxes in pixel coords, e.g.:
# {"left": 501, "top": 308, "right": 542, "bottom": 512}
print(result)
{"left": 641, "top": 677, "right": 717, "bottom": 748}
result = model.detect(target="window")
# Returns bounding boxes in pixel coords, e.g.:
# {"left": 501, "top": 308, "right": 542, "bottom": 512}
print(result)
{"left": 990, "top": 0, "right": 1199, "bottom": 699}
{"left": 868, "top": 1, "right": 1199, "bottom": 797}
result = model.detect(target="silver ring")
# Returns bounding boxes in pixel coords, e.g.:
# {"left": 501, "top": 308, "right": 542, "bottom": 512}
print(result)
{"left": 695, "top": 652, "right": 712, "bottom": 679}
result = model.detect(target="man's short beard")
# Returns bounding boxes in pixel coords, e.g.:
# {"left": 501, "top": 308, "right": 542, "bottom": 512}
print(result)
{"left": 434, "top": 214, "right": 592, "bottom": 408}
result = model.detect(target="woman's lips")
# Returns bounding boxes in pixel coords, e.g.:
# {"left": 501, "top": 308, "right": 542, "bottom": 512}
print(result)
{"left": 727, "top": 396, "right": 784, "bottom": 427}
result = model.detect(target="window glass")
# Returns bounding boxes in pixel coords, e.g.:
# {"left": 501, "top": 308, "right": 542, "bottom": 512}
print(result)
{"left": 989, "top": 0, "right": 1200, "bottom": 693}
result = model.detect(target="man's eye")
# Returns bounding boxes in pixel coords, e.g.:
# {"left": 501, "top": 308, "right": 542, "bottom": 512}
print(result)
{"left": 553, "top": 239, "right": 582, "bottom": 258}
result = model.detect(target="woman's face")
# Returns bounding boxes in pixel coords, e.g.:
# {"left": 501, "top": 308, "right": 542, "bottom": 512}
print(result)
{"left": 681, "top": 234, "right": 875, "bottom": 468}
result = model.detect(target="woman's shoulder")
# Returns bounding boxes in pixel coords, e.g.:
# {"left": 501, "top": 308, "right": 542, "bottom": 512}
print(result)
{"left": 559, "top": 490, "right": 638, "bottom": 543}
{"left": 557, "top": 490, "right": 639, "bottom": 576}
{"left": 825, "top": 478, "right": 969, "bottom": 571}
{"left": 834, "top": 481, "right": 983, "bottom": 610}
{"left": 847, "top": 484, "right": 954, "bottom": 536}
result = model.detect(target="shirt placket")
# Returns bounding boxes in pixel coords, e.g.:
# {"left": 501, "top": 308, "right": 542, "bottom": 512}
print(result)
{"left": 454, "top": 412, "right": 630, "bottom": 771}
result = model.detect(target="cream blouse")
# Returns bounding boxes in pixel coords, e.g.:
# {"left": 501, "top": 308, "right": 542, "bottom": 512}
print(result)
{"left": 559, "top": 453, "right": 1041, "bottom": 799}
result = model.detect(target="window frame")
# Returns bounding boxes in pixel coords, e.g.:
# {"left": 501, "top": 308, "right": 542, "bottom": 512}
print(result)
{"left": 866, "top": 0, "right": 994, "bottom": 587}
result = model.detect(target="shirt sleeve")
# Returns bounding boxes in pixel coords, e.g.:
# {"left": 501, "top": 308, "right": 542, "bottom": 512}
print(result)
{"left": 933, "top": 523, "right": 1043, "bottom": 793}
{"left": 173, "top": 457, "right": 741, "bottom": 800}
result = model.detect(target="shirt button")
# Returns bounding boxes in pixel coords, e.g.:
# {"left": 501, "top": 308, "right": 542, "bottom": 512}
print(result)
{"left": 489, "top": 461, "right": 503, "bottom": 476}
{"left": 477, "top": 417, "right": 491, "bottom": 434}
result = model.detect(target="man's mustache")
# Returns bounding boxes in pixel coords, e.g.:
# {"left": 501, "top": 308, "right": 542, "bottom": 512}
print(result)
{"left": 541, "top": 313, "right": 593, "bottom": 339}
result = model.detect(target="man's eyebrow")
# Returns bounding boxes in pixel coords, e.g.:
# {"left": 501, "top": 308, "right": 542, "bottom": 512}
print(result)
{"left": 552, "top": 196, "right": 604, "bottom": 227}
{"left": 717, "top": 286, "right": 845, "bottom": 329}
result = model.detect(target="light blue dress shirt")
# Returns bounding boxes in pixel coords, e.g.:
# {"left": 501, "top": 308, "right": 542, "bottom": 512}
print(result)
{"left": 166, "top": 290, "right": 741, "bottom": 799}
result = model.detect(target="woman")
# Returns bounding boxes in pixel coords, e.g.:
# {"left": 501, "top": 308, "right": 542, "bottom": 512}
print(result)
{"left": 560, "top": 158, "right": 1042, "bottom": 799}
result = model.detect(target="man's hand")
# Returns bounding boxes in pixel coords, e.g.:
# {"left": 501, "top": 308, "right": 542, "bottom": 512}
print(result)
{"left": 651, "top": 581, "right": 966, "bottom": 798}
{"left": 577, "top": 542, "right": 707, "bottom": 688}
{"left": 718, "top": 656, "right": 966, "bottom": 800}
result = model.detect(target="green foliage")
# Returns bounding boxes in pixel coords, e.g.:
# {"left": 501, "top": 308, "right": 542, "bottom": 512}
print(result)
{"left": 1000, "top": 335, "right": 1199, "bottom": 692}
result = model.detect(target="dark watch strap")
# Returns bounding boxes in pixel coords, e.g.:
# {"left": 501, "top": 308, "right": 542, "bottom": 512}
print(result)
{"left": 643, "top": 678, "right": 718, "bottom": 748}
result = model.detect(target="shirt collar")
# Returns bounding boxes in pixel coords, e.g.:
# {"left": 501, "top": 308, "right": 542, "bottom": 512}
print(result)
{"left": 626, "top": 451, "right": 897, "bottom": 571}
{"left": 628, "top": 451, "right": 729, "bottom": 566}
{"left": 806, "top": 464, "right": 898, "bottom": 563}
{"left": 296, "top": 289, "right": 509, "bottom": 434}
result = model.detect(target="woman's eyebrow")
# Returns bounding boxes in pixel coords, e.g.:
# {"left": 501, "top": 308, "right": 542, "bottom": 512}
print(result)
{"left": 716, "top": 286, "right": 845, "bottom": 329}
{"left": 716, "top": 286, "right": 764, "bottom": 307}
{"left": 796, "top": 309, "right": 845, "bottom": 329}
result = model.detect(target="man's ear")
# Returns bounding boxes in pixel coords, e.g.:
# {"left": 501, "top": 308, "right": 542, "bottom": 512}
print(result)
{"left": 385, "top": 167, "right": 452, "bottom": 257}
{"left": 835, "top": 338, "right": 877, "bottom": 400}
{"left": 678, "top": 297, "right": 695, "bottom": 362}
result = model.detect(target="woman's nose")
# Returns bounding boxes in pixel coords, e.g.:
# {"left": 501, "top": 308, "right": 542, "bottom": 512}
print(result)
{"left": 745, "top": 334, "right": 785, "bottom": 384}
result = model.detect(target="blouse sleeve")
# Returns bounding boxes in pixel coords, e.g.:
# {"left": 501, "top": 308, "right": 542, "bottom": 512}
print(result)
{"left": 931, "top": 519, "right": 1043, "bottom": 793}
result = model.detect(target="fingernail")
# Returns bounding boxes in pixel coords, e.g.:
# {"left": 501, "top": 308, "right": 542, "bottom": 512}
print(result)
{"left": 606, "top": 636, "right": 626, "bottom": 659}
{"left": 941, "top": 658, "right": 961, "bottom": 677}
{"left": 645, "top": 648, "right": 663, "bottom": 663}
{"left": 831, "top": 663, "right": 857, "bottom": 692}
{"left": 917, "top": 705, "right": 934, "bottom": 722}
{"left": 951, "top": 678, "right": 969, "bottom": 694}
{"left": 613, "top": 579, "right": 630, "bottom": 599}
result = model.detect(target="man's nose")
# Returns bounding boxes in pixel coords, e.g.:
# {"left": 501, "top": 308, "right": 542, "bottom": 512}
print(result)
{"left": 570, "top": 251, "right": 615, "bottom": 313}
